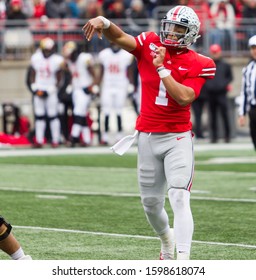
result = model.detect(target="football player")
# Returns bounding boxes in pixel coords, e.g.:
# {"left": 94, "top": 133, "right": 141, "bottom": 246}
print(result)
{"left": 0, "top": 215, "right": 32, "bottom": 260}
{"left": 27, "top": 37, "right": 64, "bottom": 148}
{"left": 97, "top": 43, "right": 134, "bottom": 144}
{"left": 83, "top": 5, "right": 216, "bottom": 260}
{"left": 62, "top": 41, "right": 98, "bottom": 147}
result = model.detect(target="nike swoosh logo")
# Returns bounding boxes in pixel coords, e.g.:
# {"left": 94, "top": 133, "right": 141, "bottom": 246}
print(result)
{"left": 177, "top": 136, "right": 185, "bottom": 141}
{"left": 179, "top": 66, "right": 188, "bottom": 70}
{"left": 177, "top": 51, "right": 183, "bottom": 54}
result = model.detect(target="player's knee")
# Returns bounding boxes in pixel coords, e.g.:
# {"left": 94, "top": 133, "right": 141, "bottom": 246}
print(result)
{"left": 48, "top": 115, "right": 59, "bottom": 121}
{"left": 168, "top": 189, "right": 187, "bottom": 211}
{"left": 141, "top": 196, "right": 165, "bottom": 216}
{"left": 0, "top": 216, "right": 12, "bottom": 241}
{"left": 168, "top": 175, "right": 189, "bottom": 190}
{"left": 73, "top": 115, "right": 86, "bottom": 126}
{"left": 35, "top": 115, "right": 45, "bottom": 121}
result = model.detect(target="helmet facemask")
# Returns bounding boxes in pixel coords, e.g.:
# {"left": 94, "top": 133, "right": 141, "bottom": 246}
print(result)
{"left": 160, "top": 21, "right": 189, "bottom": 47}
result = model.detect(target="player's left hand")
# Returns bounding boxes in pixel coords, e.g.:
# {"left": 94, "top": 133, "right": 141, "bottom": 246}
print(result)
{"left": 35, "top": 90, "right": 48, "bottom": 98}
{"left": 152, "top": 46, "right": 166, "bottom": 68}
{"left": 82, "top": 18, "right": 104, "bottom": 41}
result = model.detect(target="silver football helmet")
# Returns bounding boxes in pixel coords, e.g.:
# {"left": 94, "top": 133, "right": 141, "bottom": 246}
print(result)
{"left": 62, "top": 41, "right": 77, "bottom": 58}
{"left": 40, "top": 37, "right": 55, "bottom": 58}
{"left": 160, "top": 5, "right": 200, "bottom": 48}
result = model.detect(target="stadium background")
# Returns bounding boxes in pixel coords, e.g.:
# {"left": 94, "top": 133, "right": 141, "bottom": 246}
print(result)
{"left": 0, "top": 3, "right": 256, "bottom": 261}
{"left": 0, "top": 7, "right": 255, "bottom": 141}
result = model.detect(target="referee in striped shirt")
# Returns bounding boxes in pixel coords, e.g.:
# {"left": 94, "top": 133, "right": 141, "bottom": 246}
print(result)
{"left": 238, "top": 35, "right": 256, "bottom": 150}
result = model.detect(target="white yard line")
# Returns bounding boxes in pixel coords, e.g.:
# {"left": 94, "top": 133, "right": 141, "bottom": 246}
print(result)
{"left": 35, "top": 195, "right": 67, "bottom": 200}
{"left": 0, "top": 147, "right": 108, "bottom": 157}
{"left": 1, "top": 164, "right": 256, "bottom": 176}
{"left": 197, "top": 157, "right": 256, "bottom": 164}
{"left": 0, "top": 141, "right": 254, "bottom": 157}
{"left": 194, "top": 143, "right": 254, "bottom": 151}
{"left": 14, "top": 225, "right": 256, "bottom": 250}
{"left": 0, "top": 187, "right": 255, "bottom": 203}
{"left": 0, "top": 164, "right": 136, "bottom": 172}
{"left": 0, "top": 187, "right": 140, "bottom": 197}
{"left": 191, "top": 196, "right": 256, "bottom": 203}
{"left": 0, "top": 147, "right": 115, "bottom": 157}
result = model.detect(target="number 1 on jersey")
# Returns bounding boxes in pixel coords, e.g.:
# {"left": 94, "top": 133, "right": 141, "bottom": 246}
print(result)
{"left": 155, "top": 69, "right": 171, "bottom": 106}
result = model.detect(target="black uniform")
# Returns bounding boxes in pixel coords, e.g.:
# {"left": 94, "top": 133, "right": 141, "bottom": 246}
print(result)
{"left": 202, "top": 57, "right": 233, "bottom": 142}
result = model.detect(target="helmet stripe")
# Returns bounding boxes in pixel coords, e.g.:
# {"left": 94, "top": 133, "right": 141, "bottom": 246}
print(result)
{"left": 172, "top": 6, "right": 182, "bottom": 21}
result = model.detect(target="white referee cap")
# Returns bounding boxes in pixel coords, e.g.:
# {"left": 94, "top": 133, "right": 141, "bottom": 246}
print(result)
{"left": 248, "top": 35, "right": 256, "bottom": 47}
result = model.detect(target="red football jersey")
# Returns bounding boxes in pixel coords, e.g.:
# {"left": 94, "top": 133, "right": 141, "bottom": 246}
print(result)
{"left": 130, "top": 32, "right": 216, "bottom": 133}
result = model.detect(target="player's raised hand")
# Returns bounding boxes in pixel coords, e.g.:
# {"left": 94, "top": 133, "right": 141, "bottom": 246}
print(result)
{"left": 152, "top": 46, "right": 166, "bottom": 68}
{"left": 82, "top": 17, "right": 104, "bottom": 41}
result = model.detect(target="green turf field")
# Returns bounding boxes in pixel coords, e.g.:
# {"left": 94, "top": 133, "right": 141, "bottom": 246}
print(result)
{"left": 0, "top": 145, "right": 256, "bottom": 260}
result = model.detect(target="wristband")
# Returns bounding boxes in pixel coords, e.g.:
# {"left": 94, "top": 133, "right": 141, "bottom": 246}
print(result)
{"left": 159, "top": 69, "right": 169, "bottom": 79}
{"left": 98, "top": 16, "right": 110, "bottom": 29}
{"left": 157, "top": 67, "right": 170, "bottom": 79}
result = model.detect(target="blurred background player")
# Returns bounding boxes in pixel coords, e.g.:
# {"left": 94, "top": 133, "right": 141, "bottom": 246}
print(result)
{"left": 97, "top": 43, "right": 134, "bottom": 145}
{"left": 26, "top": 37, "right": 64, "bottom": 148}
{"left": 62, "top": 41, "right": 98, "bottom": 147}
{"left": 202, "top": 44, "right": 233, "bottom": 143}
{"left": 238, "top": 35, "right": 256, "bottom": 151}
{"left": 191, "top": 85, "right": 208, "bottom": 139}
{"left": 129, "top": 58, "right": 141, "bottom": 116}
{"left": 0, "top": 215, "right": 32, "bottom": 260}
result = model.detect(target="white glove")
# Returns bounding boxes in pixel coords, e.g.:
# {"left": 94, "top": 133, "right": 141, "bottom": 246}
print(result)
{"left": 66, "top": 85, "right": 73, "bottom": 94}
{"left": 127, "top": 83, "right": 135, "bottom": 94}
{"left": 31, "top": 83, "right": 37, "bottom": 92}
{"left": 91, "top": 85, "right": 100, "bottom": 94}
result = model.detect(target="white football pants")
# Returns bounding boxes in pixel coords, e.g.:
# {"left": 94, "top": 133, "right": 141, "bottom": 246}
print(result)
{"left": 100, "top": 87, "right": 127, "bottom": 115}
{"left": 71, "top": 88, "right": 91, "bottom": 144}
{"left": 137, "top": 131, "right": 194, "bottom": 255}
{"left": 33, "top": 94, "right": 60, "bottom": 144}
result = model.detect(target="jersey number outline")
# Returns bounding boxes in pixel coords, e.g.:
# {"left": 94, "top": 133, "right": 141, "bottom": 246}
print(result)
{"left": 155, "top": 69, "right": 171, "bottom": 106}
